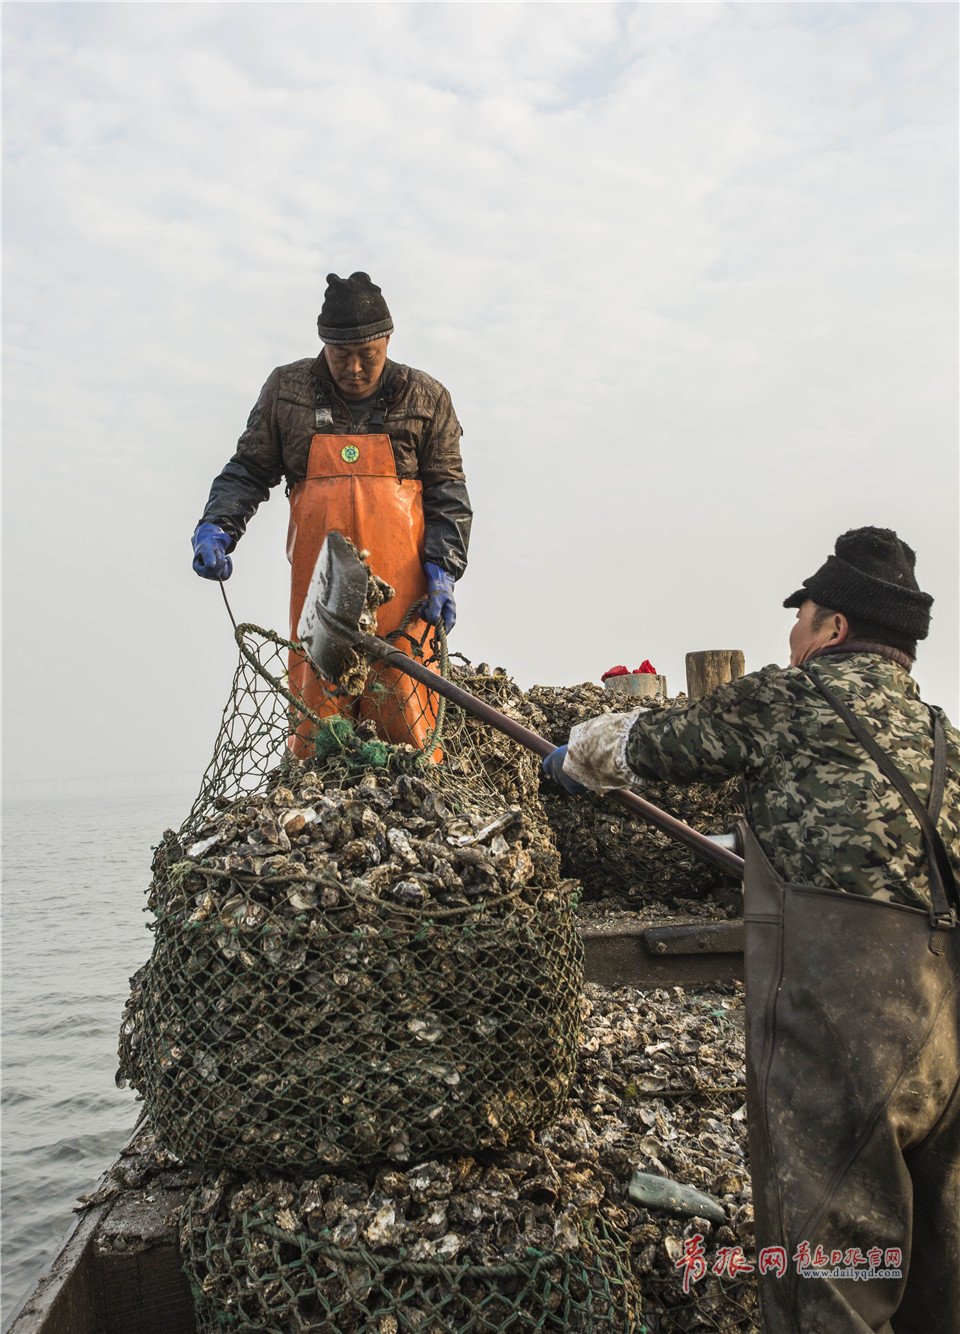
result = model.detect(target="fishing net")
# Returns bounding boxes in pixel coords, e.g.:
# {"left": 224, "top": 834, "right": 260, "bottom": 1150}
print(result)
{"left": 180, "top": 618, "right": 456, "bottom": 838}
{"left": 181, "top": 1176, "right": 640, "bottom": 1334}
{"left": 118, "top": 621, "right": 583, "bottom": 1173}
{"left": 439, "top": 660, "right": 548, "bottom": 811}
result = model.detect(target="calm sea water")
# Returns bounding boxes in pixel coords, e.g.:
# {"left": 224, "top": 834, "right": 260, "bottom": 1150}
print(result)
{"left": 1, "top": 779, "right": 197, "bottom": 1327}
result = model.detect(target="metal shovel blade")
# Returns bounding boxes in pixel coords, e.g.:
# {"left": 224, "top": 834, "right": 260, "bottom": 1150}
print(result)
{"left": 297, "top": 531, "right": 373, "bottom": 681}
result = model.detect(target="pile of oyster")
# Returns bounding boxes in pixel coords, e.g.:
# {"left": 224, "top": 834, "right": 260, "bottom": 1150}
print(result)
{"left": 184, "top": 1137, "right": 622, "bottom": 1267}
{"left": 572, "top": 983, "right": 756, "bottom": 1330}
{"left": 117, "top": 749, "right": 583, "bottom": 1174}
{"left": 177, "top": 982, "right": 756, "bottom": 1333}
{"left": 436, "top": 663, "right": 742, "bottom": 911}
{"left": 153, "top": 761, "right": 564, "bottom": 922}
{"left": 118, "top": 608, "right": 760, "bottom": 1329}
{"left": 532, "top": 681, "right": 742, "bottom": 911}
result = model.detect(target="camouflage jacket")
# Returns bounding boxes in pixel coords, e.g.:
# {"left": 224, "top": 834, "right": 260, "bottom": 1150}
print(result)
{"left": 199, "top": 354, "right": 472, "bottom": 577}
{"left": 623, "top": 651, "right": 960, "bottom": 909}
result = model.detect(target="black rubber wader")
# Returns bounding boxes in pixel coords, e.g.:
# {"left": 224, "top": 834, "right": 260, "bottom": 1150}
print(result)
{"left": 742, "top": 824, "right": 960, "bottom": 1333}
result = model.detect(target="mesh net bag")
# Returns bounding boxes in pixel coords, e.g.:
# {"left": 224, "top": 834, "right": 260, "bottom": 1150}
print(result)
{"left": 181, "top": 1172, "right": 641, "bottom": 1333}
{"left": 177, "top": 620, "right": 450, "bottom": 833}
{"left": 438, "top": 660, "right": 549, "bottom": 812}
{"left": 118, "top": 627, "right": 583, "bottom": 1174}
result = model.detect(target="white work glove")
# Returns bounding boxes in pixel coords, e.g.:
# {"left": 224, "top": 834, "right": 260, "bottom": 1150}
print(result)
{"left": 562, "top": 709, "right": 649, "bottom": 793}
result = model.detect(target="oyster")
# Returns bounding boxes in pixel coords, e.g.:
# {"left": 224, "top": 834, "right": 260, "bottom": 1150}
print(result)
{"left": 117, "top": 739, "right": 582, "bottom": 1175}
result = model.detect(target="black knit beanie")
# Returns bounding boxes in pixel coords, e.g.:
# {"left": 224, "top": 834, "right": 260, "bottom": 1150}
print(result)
{"left": 783, "top": 527, "right": 933, "bottom": 640}
{"left": 316, "top": 272, "right": 393, "bottom": 345}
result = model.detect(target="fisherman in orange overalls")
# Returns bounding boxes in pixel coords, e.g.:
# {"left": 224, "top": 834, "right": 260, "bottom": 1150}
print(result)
{"left": 191, "top": 272, "right": 472, "bottom": 753}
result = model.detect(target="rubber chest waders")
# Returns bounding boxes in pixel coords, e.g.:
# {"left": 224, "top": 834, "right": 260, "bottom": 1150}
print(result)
{"left": 743, "top": 673, "right": 960, "bottom": 1334}
{"left": 286, "top": 429, "right": 439, "bottom": 758}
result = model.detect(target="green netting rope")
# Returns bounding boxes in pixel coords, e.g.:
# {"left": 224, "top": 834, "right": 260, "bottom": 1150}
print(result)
{"left": 182, "top": 1198, "right": 642, "bottom": 1333}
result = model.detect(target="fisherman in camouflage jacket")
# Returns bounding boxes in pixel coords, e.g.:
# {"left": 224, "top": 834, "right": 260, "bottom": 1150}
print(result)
{"left": 545, "top": 527, "right": 959, "bottom": 1334}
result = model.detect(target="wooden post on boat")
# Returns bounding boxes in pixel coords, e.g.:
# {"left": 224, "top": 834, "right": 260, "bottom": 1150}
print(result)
{"left": 685, "top": 650, "right": 745, "bottom": 700}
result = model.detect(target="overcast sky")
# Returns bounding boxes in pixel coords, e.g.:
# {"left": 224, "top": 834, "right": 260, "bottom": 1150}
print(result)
{"left": 3, "top": 1, "right": 957, "bottom": 794}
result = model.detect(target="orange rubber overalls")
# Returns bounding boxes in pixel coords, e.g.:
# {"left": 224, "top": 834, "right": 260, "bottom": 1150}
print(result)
{"left": 285, "top": 430, "right": 440, "bottom": 758}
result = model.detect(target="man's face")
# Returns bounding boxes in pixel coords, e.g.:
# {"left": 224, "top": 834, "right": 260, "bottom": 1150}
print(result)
{"left": 788, "top": 599, "right": 843, "bottom": 667}
{"left": 323, "top": 336, "right": 390, "bottom": 400}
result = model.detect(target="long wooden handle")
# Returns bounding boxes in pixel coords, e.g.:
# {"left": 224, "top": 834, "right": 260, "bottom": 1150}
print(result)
{"left": 363, "top": 635, "right": 745, "bottom": 878}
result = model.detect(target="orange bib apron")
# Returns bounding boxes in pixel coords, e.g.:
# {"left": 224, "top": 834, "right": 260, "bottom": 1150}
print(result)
{"left": 286, "top": 432, "right": 439, "bottom": 756}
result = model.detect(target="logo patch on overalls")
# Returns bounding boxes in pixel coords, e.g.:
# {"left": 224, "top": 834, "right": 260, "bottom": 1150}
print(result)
{"left": 341, "top": 444, "right": 360, "bottom": 463}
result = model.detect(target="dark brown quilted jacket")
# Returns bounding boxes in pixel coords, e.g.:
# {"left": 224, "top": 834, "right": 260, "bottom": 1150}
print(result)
{"left": 198, "top": 353, "right": 472, "bottom": 577}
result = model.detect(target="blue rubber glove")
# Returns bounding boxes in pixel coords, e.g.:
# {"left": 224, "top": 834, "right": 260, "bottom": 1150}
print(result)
{"left": 424, "top": 562, "right": 456, "bottom": 634}
{"left": 542, "top": 745, "right": 587, "bottom": 795}
{"left": 192, "top": 523, "right": 234, "bottom": 580}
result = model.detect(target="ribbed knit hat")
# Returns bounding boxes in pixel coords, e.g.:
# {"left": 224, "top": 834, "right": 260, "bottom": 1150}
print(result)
{"left": 783, "top": 527, "right": 933, "bottom": 640}
{"left": 316, "top": 272, "right": 393, "bottom": 345}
